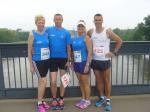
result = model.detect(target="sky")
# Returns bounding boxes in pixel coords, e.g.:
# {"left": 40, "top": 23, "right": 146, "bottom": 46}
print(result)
{"left": 0, "top": 0, "right": 150, "bottom": 31}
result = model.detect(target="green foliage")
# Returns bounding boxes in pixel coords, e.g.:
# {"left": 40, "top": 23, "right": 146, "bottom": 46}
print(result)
{"left": 0, "top": 15, "right": 150, "bottom": 42}
{"left": 143, "top": 15, "right": 150, "bottom": 40}
{"left": 0, "top": 28, "right": 28, "bottom": 43}
{"left": 113, "top": 28, "right": 136, "bottom": 41}
{"left": 113, "top": 15, "right": 150, "bottom": 41}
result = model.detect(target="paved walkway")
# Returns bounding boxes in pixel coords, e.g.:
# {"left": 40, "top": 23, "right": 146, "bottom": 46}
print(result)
{"left": 0, "top": 94, "right": 150, "bottom": 112}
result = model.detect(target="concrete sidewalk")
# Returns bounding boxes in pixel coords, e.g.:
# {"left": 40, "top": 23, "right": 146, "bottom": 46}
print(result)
{"left": 0, "top": 94, "right": 150, "bottom": 112}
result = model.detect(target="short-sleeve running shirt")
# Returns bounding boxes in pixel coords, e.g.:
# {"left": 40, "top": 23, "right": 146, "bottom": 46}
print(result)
{"left": 46, "top": 26, "right": 71, "bottom": 58}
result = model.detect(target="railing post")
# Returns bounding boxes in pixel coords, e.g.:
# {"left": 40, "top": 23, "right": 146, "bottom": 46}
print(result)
{"left": 0, "top": 48, "right": 5, "bottom": 99}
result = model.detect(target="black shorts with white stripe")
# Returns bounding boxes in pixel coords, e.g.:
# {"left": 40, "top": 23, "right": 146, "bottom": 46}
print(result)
{"left": 32, "top": 59, "right": 49, "bottom": 78}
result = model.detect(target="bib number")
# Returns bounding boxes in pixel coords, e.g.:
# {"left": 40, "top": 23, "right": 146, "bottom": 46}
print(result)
{"left": 41, "top": 48, "right": 50, "bottom": 60}
{"left": 61, "top": 73, "right": 71, "bottom": 88}
{"left": 74, "top": 51, "right": 82, "bottom": 62}
{"left": 93, "top": 46, "right": 104, "bottom": 56}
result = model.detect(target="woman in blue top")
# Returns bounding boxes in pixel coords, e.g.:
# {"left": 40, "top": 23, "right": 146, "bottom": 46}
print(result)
{"left": 28, "top": 15, "right": 50, "bottom": 112}
{"left": 71, "top": 20, "right": 92, "bottom": 109}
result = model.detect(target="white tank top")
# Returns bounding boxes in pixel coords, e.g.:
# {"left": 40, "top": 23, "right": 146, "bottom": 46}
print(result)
{"left": 91, "top": 28, "right": 110, "bottom": 60}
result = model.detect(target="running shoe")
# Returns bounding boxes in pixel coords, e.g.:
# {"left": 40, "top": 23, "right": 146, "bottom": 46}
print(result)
{"left": 95, "top": 98, "right": 105, "bottom": 107}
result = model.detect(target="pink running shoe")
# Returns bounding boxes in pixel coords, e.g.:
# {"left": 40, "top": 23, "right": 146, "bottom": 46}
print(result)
{"left": 58, "top": 99, "right": 64, "bottom": 106}
{"left": 79, "top": 100, "right": 91, "bottom": 109}
{"left": 75, "top": 99, "right": 85, "bottom": 108}
{"left": 42, "top": 101, "right": 50, "bottom": 110}
{"left": 37, "top": 104, "right": 46, "bottom": 112}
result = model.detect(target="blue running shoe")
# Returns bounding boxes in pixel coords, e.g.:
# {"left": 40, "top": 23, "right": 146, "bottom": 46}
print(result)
{"left": 95, "top": 98, "right": 105, "bottom": 107}
{"left": 104, "top": 103, "right": 112, "bottom": 111}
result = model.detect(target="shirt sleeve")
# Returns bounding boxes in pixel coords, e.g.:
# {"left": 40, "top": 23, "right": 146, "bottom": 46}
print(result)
{"left": 66, "top": 30, "right": 71, "bottom": 45}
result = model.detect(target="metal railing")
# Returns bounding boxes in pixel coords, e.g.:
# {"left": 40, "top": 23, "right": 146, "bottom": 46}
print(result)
{"left": 0, "top": 42, "right": 150, "bottom": 99}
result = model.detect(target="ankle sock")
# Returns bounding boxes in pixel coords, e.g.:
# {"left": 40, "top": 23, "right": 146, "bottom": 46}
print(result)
{"left": 38, "top": 101, "right": 42, "bottom": 105}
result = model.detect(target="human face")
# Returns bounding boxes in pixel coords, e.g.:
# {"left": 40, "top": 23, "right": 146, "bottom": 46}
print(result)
{"left": 54, "top": 15, "right": 63, "bottom": 28}
{"left": 94, "top": 16, "right": 103, "bottom": 28}
{"left": 77, "top": 24, "right": 85, "bottom": 36}
{"left": 36, "top": 19, "right": 45, "bottom": 32}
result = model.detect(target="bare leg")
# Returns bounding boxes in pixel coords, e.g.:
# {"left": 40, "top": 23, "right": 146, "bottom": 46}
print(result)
{"left": 102, "top": 68, "right": 111, "bottom": 98}
{"left": 60, "top": 69, "right": 66, "bottom": 97}
{"left": 50, "top": 72, "right": 58, "bottom": 98}
{"left": 94, "top": 70, "right": 104, "bottom": 97}
{"left": 81, "top": 74, "right": 91, "bottom": 100}
{"left": 76, "top": 73, "right": 86, "bottom": 99}
{"left": 38, "top": 77, "right": 47, "bottom": 101}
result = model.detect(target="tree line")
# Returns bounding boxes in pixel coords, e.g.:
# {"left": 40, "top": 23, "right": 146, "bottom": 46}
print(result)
{"left": 113, "top": 15, "right": 150, "bottom": 41}
{"left": 0, "top": 15, "right": 150, "bottom": 43}
{"left": 0, "top": 28, "right": 28, "bottom": 43}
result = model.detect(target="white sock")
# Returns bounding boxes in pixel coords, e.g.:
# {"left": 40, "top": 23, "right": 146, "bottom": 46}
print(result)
{"left": 106, "top": 99, "right": 111, "bottom": 104}
{"left": 81, "top": 99, "right": 85, "bottom": 101}
{"left": 38, "top": 101, "right": 42, "bottom": 105}
{"left": 85, "top": 100, "right": 91, "bottom": 103}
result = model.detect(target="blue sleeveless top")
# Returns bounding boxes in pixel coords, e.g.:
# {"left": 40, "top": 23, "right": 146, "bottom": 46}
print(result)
{"left": 71, "top": 34, "right": 87, "bottom": 62}
{"left": 32, "top": 30, "right": 50, "bottom": 61}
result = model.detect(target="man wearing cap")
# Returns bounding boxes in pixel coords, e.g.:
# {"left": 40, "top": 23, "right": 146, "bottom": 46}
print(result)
{"left": 71, "top": 20, "right": 92, "bottom": 109}
{"left": 88, "top": 14, "right": 122, "bottom": 111}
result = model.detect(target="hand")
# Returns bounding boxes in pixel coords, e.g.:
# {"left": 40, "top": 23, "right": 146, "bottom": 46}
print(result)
{"left": 65, "top": 61, "right": 71, "bottom": 68}
{"left": 84, "top": 65, "right": 89, "bottom": 73}
{"left": 30, "top": 66, "right": 35, "bottom": 74}
{"left": 105, "top": 52, "right": 114, "bottom": 58}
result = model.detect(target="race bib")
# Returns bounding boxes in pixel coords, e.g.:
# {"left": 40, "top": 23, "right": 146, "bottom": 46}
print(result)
{"left": 93, "top": 46, "right": 104, "bottom": 56}
{"left": 41, "top": 48, "right": 50, "bottom": 60}
{"left": 74, "top": 51, "right": 82, "bottom": 62}
{"left": 61, "top": 73, "right": 71, "bottom": 88}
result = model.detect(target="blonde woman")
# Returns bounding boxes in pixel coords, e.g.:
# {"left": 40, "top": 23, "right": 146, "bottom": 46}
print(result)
{"left": 71, "top": 20, "right": 92, "bottom": 109}
{"left": 28, "top": 15, "right": 50, "bottom": 112}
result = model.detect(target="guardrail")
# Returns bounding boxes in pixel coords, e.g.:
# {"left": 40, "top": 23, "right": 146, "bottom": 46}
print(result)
{"left": 0, "top": 41, "right": 150, "bottom": 99}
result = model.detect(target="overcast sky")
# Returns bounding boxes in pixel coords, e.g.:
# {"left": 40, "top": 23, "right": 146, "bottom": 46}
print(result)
{"left": 0, "top": 0, "right": 150, "bottom": 31}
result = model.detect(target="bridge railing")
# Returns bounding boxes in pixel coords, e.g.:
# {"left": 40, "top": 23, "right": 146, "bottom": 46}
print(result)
{"left": 0, "top": 41, "right": 150, "bottom": 99}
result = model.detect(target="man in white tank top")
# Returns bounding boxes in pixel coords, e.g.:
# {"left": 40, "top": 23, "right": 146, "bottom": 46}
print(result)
{"left": 88, "top": 14, "right": 122, "bottom": 111}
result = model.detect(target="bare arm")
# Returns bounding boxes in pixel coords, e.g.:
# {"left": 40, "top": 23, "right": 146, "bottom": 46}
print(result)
{"left": 85, "top": 35, "right": 92, "bottom": 65}
{"left": 87, "top": 29, "right": 93, "bottom": 38}
{"left": 83, "top": 35, "right": 92, "bottom": 73}
{"left": 28, "top": 32, "right": 34, "bottom": 73}
{"left": 67, "top": 45, "right": 71, "bottom": 62}
{"left": 107, "top": 28, "right": 122, "bottom": 54}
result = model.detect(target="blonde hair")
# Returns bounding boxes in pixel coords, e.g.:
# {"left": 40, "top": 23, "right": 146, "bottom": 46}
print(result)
{"left": 35, "top": 15, "right": 45, "bottom": 24}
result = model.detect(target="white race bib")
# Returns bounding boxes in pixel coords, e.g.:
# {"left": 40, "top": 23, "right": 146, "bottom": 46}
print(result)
{"left": 74, "top": 51, "right": 82, "bottom": 62}
{"left": 61, "top": 73, "right": 71, "bottom": 88}
{"left": 41, "top": 48, "right": 50, "bottom": 60}
{"left": 93, "top": 46, "right": 104, "bottom": 56}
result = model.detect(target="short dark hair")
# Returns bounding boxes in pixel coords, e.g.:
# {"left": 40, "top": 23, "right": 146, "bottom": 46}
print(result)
{"left": 94, "top": 13, "right": 102, "bottom": 18}
{"left": 54, "top": 13, "right": 63, "bottom": 18}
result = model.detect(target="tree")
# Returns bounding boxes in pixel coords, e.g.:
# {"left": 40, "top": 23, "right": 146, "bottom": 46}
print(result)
{"left": 113, "top": 28, "right": 135, "bottom": 41}
{"left": 143, "top": 15, "right": 150, "bottom": 40}
{"left": 133, "top": 15, "right": 150, "bottom": 41}
{"left": 0, "top": 28, "right": 28, "bottom": 43}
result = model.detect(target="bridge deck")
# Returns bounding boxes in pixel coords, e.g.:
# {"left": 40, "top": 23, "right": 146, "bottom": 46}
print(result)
{"left": 0, "top": 94, "right": 150, "bottom": 112}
